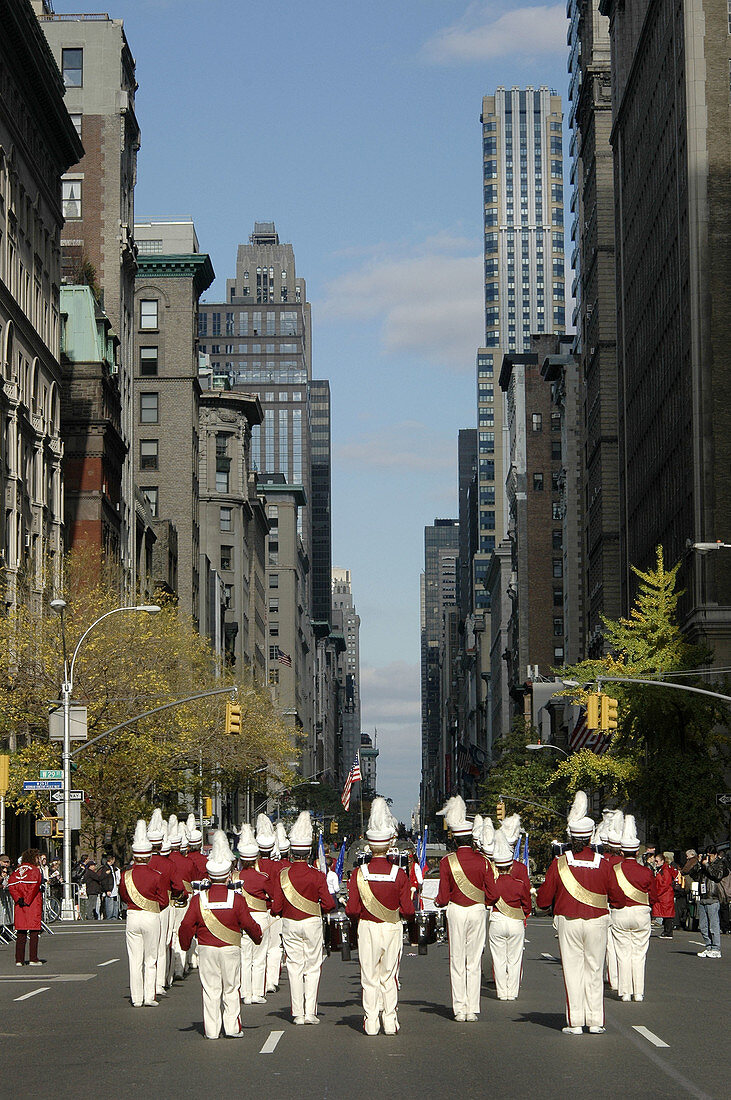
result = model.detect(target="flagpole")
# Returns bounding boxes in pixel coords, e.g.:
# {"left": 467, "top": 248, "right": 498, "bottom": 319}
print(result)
{"left": 358, "top": 752, "right": 364, "bottom": 839}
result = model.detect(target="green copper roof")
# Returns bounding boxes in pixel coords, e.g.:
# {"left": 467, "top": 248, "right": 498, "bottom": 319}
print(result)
{"left": 136, "top": 253, "right": 215, "bottom": 296}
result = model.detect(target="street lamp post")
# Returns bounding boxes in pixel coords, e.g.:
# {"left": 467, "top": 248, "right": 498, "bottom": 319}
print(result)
{"left": 50, "top": 600, "right": 160, "bottom": 920}
{"left": 525, "top": 743, "right": 569, "bottom": 759}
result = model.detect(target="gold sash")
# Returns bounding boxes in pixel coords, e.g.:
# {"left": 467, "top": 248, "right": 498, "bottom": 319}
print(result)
{"left": 614, "top": 864, "right": 649, "bottom": 906}
{"left": 124, "top": 870, "right": 160, "bottom": 914}
{"left": 199, "top": 898, "right": 241, "bottom": 947}
{"left": 241, "top": 886, "right": 267, "bottom": 912}
{"left": 495, "top": 897, "right": 524, "bottom": 921}
{"left": 557, "top": 855, "right": 607, "bottom": 910}
{"left": 281, "top": 868, "right": 321, "bottom": 917}
{"left": 448, "top": 853, "right": 485, "bottom": 904}
{"left": 357, "top": 869, "right": 400, "bottom": 923}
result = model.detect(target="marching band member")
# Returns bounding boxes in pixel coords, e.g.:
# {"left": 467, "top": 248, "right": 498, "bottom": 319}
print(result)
{"left": 536, "top": 791, "right": 622, "bottom": 1035}
{"left": 236, "top": 823, "right": 273, "bottom": 1004}
{"left": 435, "top": 796, "right": 492, "bottom": 1023}
{"left": 256, "top": 813, "right": 283, "bottom": 991}
{"left": 603, "top": 810, "right": 624, "bottom": 991}
{"left": 609, "top": 815, "right": 657, "bottom": 1002}
{"left": 118, "top": 820, "right": 168, "bottom": 1008}
{"left": 271, "top": 811, "right": 335, "bottom": 1025}
{"left": 167, "top": 816, "right": 196, "bottom": 981}
{"left": 268, "top": 821, "right": 290, "bottom": 987}
{"left": 147, "top": 810, "right": 173, "bottom": 998}
{"left": 185, "top": 814, "right": 207, "bottom": 971}
{"left": 345, "top": 798, "right": 414, "bottom": 1036}
{"left": 485, "top": 823, "right": 531, "bottom": 1001}
{"left": 178, "top": 831, "right": 263, "bottom": 1040}
{"left": 276, "top": 821, "right": 291, "bottom": 867}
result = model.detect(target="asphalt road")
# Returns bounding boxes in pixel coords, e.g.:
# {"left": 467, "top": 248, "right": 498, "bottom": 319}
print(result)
{"left": 0, "top": 917, "right": 726, "bottom": 1099}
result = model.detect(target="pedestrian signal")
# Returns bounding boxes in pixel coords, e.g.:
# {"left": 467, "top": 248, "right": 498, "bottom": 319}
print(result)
{"left": 203, "top": 796, "right": 213, "bottom": 817}
{"left": 496, "top": 800, "right": 506, "bottom": 822}
{"left": 225, "top": 701, "right": 242, "bottom": 735}
{"left": 586, "top": 693, "right": 600, "bottom": 731}
{"left": 600, "top": 694, "right": 619, "bottom": 732}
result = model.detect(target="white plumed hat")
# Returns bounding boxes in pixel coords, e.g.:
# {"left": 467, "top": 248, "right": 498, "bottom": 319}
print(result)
{"left": 597, "top": 808, "right": 614, "bottom": 844}
{"left": 186, "top": 812, "right": 202, "bottom": 845}
{"left": 168, "top": 814, "right": 181, "bottom": 847}
{"left": 256, "top": 813, "right": 276, "bottom": 850}
{"left": 206, "top": 829, "right": 235, "bottom": 878}
{"left": 480, "top": 817, "right": 495, "bottom": 856}
{"left": 365, "top": 796, "right": 398, "bottom": 844}
{"left": 437, "top": 794, "right": 472, "bottom": 836}
{"left": 621, "top": 814, "right": 640, "bottom": 851}
{"left": 501, "top": 814, "right": 522, "bottom": 849}
{"left": 493, "top": 828, "right": 514, "bottom": 865}
{"left": 276, "top": 821, "right": 290, "bottom": 853}
{"left": 160, "top": 822, "right": 171, "bottom": 855}
{"left": 132, "top": 818, "right": 152, "bottom": 855}
{"left": 237, "top": 822, "right": 259, "bottom": 860}
{"left": 289, "top": 811, "right": 313, "bottom": 851}
{"left": 179, "top": 823, "right": 189, "bottom": 852}
{"left": 147, "top": 807, "right": 164, "bottom": 843}
{"left": 567, "top": 790, "right": 595, "bottom": 838}
{"left": 472, "top": 814, "right": 483, "bottom": 842}
{"left": 607, "top": 810, "right": 625, "bottom": 848}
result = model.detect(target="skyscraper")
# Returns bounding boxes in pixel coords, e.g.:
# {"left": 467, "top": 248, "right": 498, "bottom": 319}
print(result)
{"left": 332, "top": 569, "right": 361, "bottom": 786}
{"left": 309, "top": 379, "right": 332, "bottom": 627}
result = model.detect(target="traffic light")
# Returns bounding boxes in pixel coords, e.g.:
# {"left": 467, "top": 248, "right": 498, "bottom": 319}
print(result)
{"left": 203, "top": 796, "right": 213, "bottom": 817}
{"left": 496, "top": 800, "right": 505, "bottom": 822}
{"left": 586, "top": 693, "right": 600, "bottom": 731}
{"left": 0, "top": 754, "right": 9, "bottom": 796}
{"left": 600, "top": 694, "right": 619, "bottom": 732}
{"left": 225, "top": 701, "right": 242, "bottom": 734}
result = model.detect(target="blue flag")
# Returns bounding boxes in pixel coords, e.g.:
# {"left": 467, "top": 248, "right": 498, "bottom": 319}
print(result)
{"left": 334, "top": 836, "right": 347, "bottom": 880}
{"left": 523, "top": 832, "right": 529, "bottom": 869}
{"left": 420, "top": 826, "right": 428, "bottom": 872}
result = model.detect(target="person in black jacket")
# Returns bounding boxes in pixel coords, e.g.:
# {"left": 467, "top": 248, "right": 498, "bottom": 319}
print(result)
{"left": 84, "top": 861, "right": 102, "bottom": 920}
{"left": 687, "top": 847, "right": 726, "bottom": 958}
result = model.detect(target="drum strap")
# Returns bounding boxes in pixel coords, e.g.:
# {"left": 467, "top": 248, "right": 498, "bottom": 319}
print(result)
{"left": 124, "top": 870, "right": 160, "bottom": 913}
{"left": 448, "top": 853, "right": 485, "bottom": 904}
{"left": 357, "top": 869, "right": 400, "bottom": 923}
{"left": 557, "top": 855, "right": 607, "bottom": 909}
{"left": 614, "top": 863, "right": 649, "bottom": 906}
{"left": 494, "top": 897, "right": 524, "bottom": 921}
{"left": 281, "top": 869, "right": 321, "bottom": 917}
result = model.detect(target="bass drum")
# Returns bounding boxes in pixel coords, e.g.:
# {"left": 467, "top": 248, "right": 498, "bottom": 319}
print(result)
{"left": 416, "top": 910, "right": 437, "bottom": 954}
{"left": 328, "top": 911, "right": 355, "bottom": 959}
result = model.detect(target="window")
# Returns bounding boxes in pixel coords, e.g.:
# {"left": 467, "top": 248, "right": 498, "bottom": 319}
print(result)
{"left": 551, "top": 412, "right": 561, "bottom": 432}
{"left": 269, "top": 624, "right": 279, "bottom": 638}
{"left": 553, "top": 586, "right": 563, "bottom": 607}
{"left": 551, "top": 440, "right": 562, "bottom": 461}
{"left": 69, "top": 113, "right": 82, "bottom": 136}
{"left": 220, "top": 506, "right": 232, "bottom": 531}
{"left": 551, "top": 472, "right": 561, "bottom": 492}
{"left": 552, "top": 559, "right": 563, "bottom": 578}
{"left": 533, "top": 472, "right": 544, "bottom": 491}
{"left": 61, "top": 48, "right": 83, "bottom": 87}
{"left": 532, "top": 413, "right": 542, "bottom": 432}
{"left": 552, "top": 502, "right": 563, "bottom": 521}
{"left": 139, "top": 347, "right": 158, "bottom": 376}
{"left": 269, "top": 645, "right": 279, "bottom": 661}
{"left": 268, "top": 669, "right": 279, "bottom": 685}
{"left": 140, "top": 393, "right": 158, "bottom": 423}
{"left": 554, "top": 647, "right": 564, "bottom": 665}
{"left": 139, "top": 439, "right": 158, "bottom": 470}
{"left": 552, "top": 529, "right": 562, "bottom": 550}
{"left": 553, "top": 617, "right": 564, "bottom": 637}
{"left": 140, "top": 300, "right": 158, "bottom": 330}
{"left": 224, "top": 584, "right": 233, "bottom": 609}
{"left": 141, "top": 486, "right": 158, "bottom": 516}
{"left": 269, "top": 598, "right": 279, "bottom": 614}
{"left": 215, "top": 469, "right": 229, "bottom": 493}
{"left": 220, "top": 545, "right": 233, "bottom": 571}
{"left": 61, "top": 180, "right": 81, "bottom": 219}
{"left": 269, "top": 574, "right": 279, "bottom": 589}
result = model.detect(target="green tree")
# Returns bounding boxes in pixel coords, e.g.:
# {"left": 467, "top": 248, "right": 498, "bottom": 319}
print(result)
{"left": 555, "top": 547, "right": 730, "bottom": 847}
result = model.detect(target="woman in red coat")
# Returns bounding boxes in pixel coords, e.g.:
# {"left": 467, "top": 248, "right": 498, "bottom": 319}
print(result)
{"left": 651, "top": 853, "right": 676, "bottom": 939}
{"left": 8, "top": 849, "right": 44, "bottom": 966}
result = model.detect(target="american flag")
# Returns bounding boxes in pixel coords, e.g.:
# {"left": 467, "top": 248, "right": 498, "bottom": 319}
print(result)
{"left": 341, "top": 754, "right": 362, "bottom": 810}
{"left": 569, "top": 710, "right": 610, "bottom": 756}
{"left": 277, "top": 648, "right": 292, "bottom": 667}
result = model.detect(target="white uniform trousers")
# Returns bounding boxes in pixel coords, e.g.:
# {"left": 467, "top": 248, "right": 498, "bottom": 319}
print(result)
{"left": 611, "top": 906, "right": 651, "bottom": 999}
{"left": 281, "top": 916, "right": 324, "bottom": 1020}
{"left": 241, "top": 910, "right": 270, "bottom": 1000}
{"left": 556, "top": 914, "right": 608, "bottom": 1028}
{"left": 446, "top": 901, "right": 487, "bottom": 1016}
{"left": 357, "top": 919, "right": 403, "bottom": 1034}
{"left": 266, "top": 913, "right": 283, "bottom": 989}
{"left": 606, "top": 910, "right": 619, "bottom": 989}
{"left": 155, "top": 904, "right": 172, "bottom": 995}
{"left": 197, "top": 943, "right": 242, "bottom": 1039}
{"left": 125, "top": 909, "right": 161, "bottom": 1007}
{"left": 169, "top": 900, "right": 189, "bottom": 980}
{"left": 488, "top": 910, "right": 525, "bottom": 1000}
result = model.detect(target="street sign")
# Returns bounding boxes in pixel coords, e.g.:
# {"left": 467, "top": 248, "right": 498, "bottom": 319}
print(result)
{"left": 50, "top": 790, "right": 84, "bottom": 803}
{"left": 40, "top": 769, "right": 63, "bottom": 780}
{"left": 23, "top": 780, "right": 62, "bottom": 791}
{"left": 717, "top": 793, "right": 731, "bottom": 807}
{"left": 54, "top": 801, "right": 82, "bottom": 830}
{"left": 48, "top": 705, "right": 88, "bottom": 742}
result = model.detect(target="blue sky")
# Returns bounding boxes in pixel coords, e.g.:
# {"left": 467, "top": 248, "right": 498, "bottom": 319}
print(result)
{"left": 55, "top": 1, "right": 570, "bottom": 822}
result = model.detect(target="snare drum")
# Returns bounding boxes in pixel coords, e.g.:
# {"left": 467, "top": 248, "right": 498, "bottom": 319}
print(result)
{"left": 328, "top": 911, "right": 355, "bottom": 957}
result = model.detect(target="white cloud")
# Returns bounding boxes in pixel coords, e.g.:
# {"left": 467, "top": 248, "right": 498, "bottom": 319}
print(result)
{"left": 334, "top": 421, "right": 454, "bottom": 474}
{"left": 423, "top": 3, "right": 567, "bottom": 64}
{"left": 319, "top": 235, "right": 483, "bottom": 371}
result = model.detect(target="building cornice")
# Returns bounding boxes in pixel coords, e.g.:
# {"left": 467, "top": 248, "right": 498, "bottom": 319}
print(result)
{"left": 136, "top": 254, "right": 215, "bottom": 296}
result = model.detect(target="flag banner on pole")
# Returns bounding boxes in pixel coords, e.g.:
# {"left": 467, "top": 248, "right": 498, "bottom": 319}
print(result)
{"left": 317, "top": 829, "right": 327, "bottom": 873}
{"left": 277, "top": 648, "right": 292, "bottom": 667}
{"left": 335, "top": 836, "right": 347, "bottom": 880}
{"left": 523, "top": 833, "right": 529, "bottom": 869}
{"left": 340, "top": 754, "right": 362, "bottom": 810}
{"left": 420, "top": 826, "right": 428, "bottom": 872}
{"left": 514, "top": 834, "right": 522, "bottom": 864}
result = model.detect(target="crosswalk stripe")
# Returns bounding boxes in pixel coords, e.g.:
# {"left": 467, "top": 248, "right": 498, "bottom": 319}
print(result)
{"left": 97, "top": 959, "right": 120, "bottom": 966}
{"left": 14, "top": 987, "right": 49, "bottom": 1001}
{"left": 259, "top": 1030, "right": 284, "bottom": 1054}
{"left": 633, "top": 1025, "right": 669, "bottom": 1048}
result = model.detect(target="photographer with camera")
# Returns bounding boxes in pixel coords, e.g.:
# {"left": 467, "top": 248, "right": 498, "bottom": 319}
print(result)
{"left": 686, "top": 847, "right": 726, "bottom": 958}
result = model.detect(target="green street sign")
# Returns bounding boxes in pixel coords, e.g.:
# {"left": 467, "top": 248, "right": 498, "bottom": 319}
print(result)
{"left": 40, "top": 769, "right": 63, "bottom": 780}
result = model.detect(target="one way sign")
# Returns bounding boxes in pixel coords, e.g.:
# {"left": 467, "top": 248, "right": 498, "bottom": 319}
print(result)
{"left": 717, "top": 793, "right": 731, "bottom": 807}
{"left": 50, "top": 790, "right": 85, "bottom": 803}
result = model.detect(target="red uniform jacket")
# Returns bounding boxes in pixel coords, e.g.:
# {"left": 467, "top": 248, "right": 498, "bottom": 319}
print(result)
{"left": 8, "top": 863, "right": 43, "bottom": 931}
{"left": 485, "top": 863, "right": 532, "bottom": 920}
{"left": 610, "top": 858, "right": 657, "bottom": 909}
{"left": 271, "top": 861, "right": 335, "bottom": 920}
{"left": 436, "top": 846, "right": 493, "bottom": 908}
{"left": 148, "top": 853, "right": 173, "bottom": 895}
{"left": 257, "top": 856, "right": 281, "bottom": 909}
{"left": 346, "top": 857, "right": 415, "bottom": 923}
{"left": 278, "top": 856, "right": 292, "bottom": 869}
{"left": 167, "top": 850, "right": 196, "bottom": 896}
{"left": 536, "top": 846, "right": 622, "bottom": 919}
{"left": 187, "top": 850, "right": 209, "bottom": 881}
{"left": 651, "top": 863, "right": 675, "bottom": 918}
{"left": 238, "top": 866, "right": 274, "bottom": 912}
{"left": 118, "top": 864, "right": 169, "bottom": 912}
{"left": 178, "top": 886, "right": 263, "bottom": 950}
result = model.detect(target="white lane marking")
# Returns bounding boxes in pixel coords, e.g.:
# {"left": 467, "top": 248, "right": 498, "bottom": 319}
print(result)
{"left": 633, "top": 1025, "right": 669, "bottom": 1048}
{"left": 14, "top": 987, "right": 49, "bottom": 1002}
{"left": 97, "top": 958, "right": 120, "bottom": 967}
{"left": 541, "top": 952, "right": 556, "bottom": 960}
{"left": 689, "top": 941, "right": 706, "bottom": 947}
{"left": 259, "top": 1030, "right": 284, "bottom": 1054}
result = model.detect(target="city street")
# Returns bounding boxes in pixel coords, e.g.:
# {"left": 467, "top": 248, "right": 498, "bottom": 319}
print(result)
{"left": 0, "top": 918, "right": 725, "bottom": 1099}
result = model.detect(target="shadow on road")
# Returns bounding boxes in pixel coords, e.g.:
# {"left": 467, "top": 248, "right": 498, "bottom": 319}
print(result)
{"left": 513, "top": 1012, "right": 565, "bottom": 1031}
{"left": 400, "top": 998, "right": 454, "bottom": 1020}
